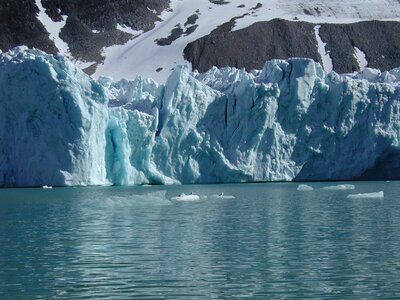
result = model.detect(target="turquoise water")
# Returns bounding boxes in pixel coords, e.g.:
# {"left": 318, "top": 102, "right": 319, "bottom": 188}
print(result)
{"left": 1, "top": 182, "right": 400, "bottom": 299}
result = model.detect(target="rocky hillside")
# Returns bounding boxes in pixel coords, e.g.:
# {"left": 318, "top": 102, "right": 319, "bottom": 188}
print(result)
{"left": 0, "top": 0, "right": 58, "bottom": 55}
{"left": 184, "top": 19, "right": 400, "bottom": 74}
{"left": 0, "top": 0, "right": 169, "bottom": 72}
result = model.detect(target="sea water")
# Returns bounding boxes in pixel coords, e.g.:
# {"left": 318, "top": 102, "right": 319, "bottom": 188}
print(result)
{"left": 0, "top": 182, "right": 400, "bottom": 298}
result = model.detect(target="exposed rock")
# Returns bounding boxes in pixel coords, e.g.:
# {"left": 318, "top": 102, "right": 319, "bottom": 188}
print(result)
{"left": 319, "top": 21, "right": 400, "bottom": 73}
{"left": 0, "top": 0, "right": 169, "bottom": 66}
{"left": 184, "top": 19, "right": 320, "bottom": 73}
{"left": 0, "top": 0, "right": 58, "bottom": 55}
{"left": 156, "top": 26, "right": 184, "bottom": 46}
{"left": 185, "top": 18, "right": 400, "bottom": 74}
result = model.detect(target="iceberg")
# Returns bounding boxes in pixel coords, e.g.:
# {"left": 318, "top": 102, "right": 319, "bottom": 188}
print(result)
{"left": 1, "top": 47, "right": 400, "bottom": 187}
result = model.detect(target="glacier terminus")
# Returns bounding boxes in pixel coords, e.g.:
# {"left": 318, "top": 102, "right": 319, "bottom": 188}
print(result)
{"left": 1, "top": 47, "right": 400, "bottom": 187}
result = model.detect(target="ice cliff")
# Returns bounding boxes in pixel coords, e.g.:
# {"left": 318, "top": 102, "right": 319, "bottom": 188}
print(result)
{"left": 1, "top": 47, "right": 400, "bottom": 187}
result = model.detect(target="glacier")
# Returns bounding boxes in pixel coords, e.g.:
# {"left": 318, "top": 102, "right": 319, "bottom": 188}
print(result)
{"left": 1, "top": 47, "right": 400, "bottom": 187}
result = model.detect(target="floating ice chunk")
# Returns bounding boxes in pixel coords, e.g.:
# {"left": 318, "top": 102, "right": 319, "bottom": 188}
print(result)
{"left": 171, "top": 193, "right": 200, "bottom": 201}
{"left": 297, "top": 184, "right": 313, "bottom": 191}
{"left": 321, "top": 184, "right": 355, "bottom": 190}
{"left": 42, "top": 185, "right": 53, "bottom": 189}
{"left": 210, "top": 193, "right": 235, "bottom": 199}
{"left": 347, "top": 191, "right": 384, "bottom": 199}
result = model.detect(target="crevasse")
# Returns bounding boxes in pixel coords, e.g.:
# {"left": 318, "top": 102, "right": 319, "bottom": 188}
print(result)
{"left": 1, "top": 47, "right": 400, "bottom": 187}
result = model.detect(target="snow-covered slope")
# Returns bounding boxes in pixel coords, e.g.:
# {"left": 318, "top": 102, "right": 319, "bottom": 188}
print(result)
{"left": 1, "top": 47, "right": 400, "bottom": 187}
{"left": 93, "top": 0, "right": 400, "bottom": 82}
{"left": 34, "top": 0, "right": 69, "bottom": 56}
{"left": 2, "top": 0, "right": 399, "bottom": 81}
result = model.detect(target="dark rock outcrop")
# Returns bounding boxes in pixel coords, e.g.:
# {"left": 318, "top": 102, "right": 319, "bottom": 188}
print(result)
{"left": 0, "top": 0, "right": 169, "bottom": 69}
{"left": 184, "top": 19, "right": 322, "bottom": 73}
{"left": 319, "top": 21, "right": 400, "bottom": 73}
{"left": 0, "top": 0, "right": 58, "bottom": 55}
{"left": 184, "top": 18, "right": 400, "bottom": 74}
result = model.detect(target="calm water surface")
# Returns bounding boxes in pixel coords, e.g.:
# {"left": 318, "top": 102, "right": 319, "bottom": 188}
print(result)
{"left": 1, "top": 182, "right": 400, "bottom": 299}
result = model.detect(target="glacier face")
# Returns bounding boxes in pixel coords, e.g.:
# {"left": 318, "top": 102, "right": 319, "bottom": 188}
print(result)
{"left": 0, "top": 47, "right": 110, "bottom": 186}
{"left": 1, "top": 47, "right": 400, "bottom": 187}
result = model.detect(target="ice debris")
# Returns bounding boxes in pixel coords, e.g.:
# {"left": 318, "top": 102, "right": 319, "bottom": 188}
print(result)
{"left": 171, "top": 193, "right": 200, "bottom": 201}
{"left": 297, "top": 184, "right": 313, "bottom": 191}
{"left": 347, "top": 191, "right": 384, "bottom": 199}
{"left": 321, "top": 184, "right": 355, "bottom": 190}
{"left": 1, "top": 47, "right": 400, "bottom": 187}
{"left": 210, "top": 193, "right": 235, "bottom": 199}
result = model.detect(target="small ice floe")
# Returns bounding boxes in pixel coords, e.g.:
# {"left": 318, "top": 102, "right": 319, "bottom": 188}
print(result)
{"left": 42, "top": 185, "right": 53, "bottom": 189}
{"left": 211, "top": 192, "right": 235, "bottom": 199}
{"left": 171, "top": 192, "right": 200, "bottom": 201}
{"left": 297, "top": 184, "right": 313, "bottom": 191}
{"left": 321, "top": 184, "right": 355, "bottom": 190}
{"left": 347, "top": 191, "right": 384, "bottom": 199}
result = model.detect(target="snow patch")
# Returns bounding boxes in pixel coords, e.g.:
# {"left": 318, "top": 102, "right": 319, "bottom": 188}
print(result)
{"left": 116, "top": 24, "right": 143, "bottom": 36}
{"left": 353, "top": 46, "right": 368, "bottom": 70}
{"left": 147, "top": 7, "right": 158, "bottom": 14}
{"left": 34, "top": 0, "right": 70, "bottom": 56}
{"left": 314, "top": 25, "right": 333, "bottom": 73}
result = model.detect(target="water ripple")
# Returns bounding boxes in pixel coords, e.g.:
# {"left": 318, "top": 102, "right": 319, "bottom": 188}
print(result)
{"left": 1, "top": 182, "right": 400, "bottom": 298}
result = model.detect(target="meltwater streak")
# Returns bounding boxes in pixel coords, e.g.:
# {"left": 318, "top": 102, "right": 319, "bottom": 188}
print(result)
{"left": 1, "top": 182, "right": 400, "bottom": 298}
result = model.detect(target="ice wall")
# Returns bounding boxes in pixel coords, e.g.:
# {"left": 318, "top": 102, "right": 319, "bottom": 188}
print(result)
{"left": 0, "top": 47, "right": 109, "bottom": 186}
{"left": 1, "top": 47, "right": 400, "bottom": 186}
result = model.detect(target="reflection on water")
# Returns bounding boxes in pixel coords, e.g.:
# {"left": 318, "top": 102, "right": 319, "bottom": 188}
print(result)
{"left": 1, "top": 182, "right": 400, "bottom": 298}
